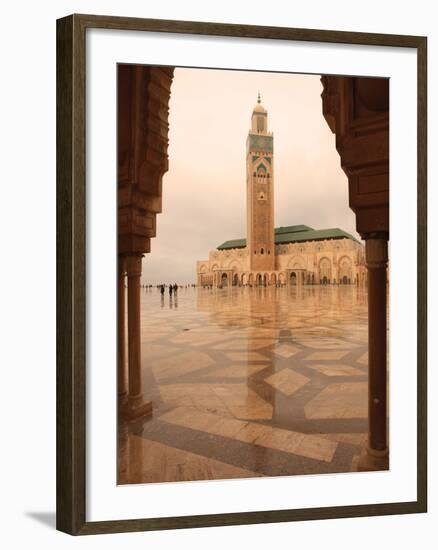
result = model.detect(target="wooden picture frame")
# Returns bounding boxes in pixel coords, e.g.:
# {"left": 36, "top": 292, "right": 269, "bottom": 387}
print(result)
{"left": 56, "top": 13, "right": 427, "bottom": 535}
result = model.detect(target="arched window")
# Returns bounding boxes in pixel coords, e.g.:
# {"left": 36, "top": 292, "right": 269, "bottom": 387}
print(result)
{"left": 257, "top": 164, "right": 267, "bottom": 184}
{"left": 267, "top": 250, "right": 270, "bottom": 255}
{"left": 254, "top": 250, "right": 257, "bottom": 255}
{"left": 260, "top": 248, "right": 264, "bottom": 255}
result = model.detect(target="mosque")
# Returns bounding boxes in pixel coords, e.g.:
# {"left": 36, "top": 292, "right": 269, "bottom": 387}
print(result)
{"left": 196, "top": 95, "right": 367, "bottom": 288}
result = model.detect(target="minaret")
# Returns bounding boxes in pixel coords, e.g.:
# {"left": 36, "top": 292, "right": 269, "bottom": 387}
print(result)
{"left": 246, "top": 93, "right": 275, "bottom": 271}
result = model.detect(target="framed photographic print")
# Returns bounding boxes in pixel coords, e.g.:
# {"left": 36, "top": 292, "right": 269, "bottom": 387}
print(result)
{"left": 56, "top": 14, "right": 427, "bottom": 535}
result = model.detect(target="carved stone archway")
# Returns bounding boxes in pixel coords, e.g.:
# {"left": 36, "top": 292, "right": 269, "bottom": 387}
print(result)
{"left": 338, "top": 255, "right": 353, "bottom": 283}
{"left": 319, "top": 257, "right": 332, "bottom": 283}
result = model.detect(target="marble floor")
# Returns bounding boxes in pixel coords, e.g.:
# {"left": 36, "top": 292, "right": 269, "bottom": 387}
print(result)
{"left": 118, "top": 285, "right": 372, "bottom": 485}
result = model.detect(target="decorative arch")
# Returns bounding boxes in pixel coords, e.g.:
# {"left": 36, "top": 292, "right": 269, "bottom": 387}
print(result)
{"left": 319, "top": 256, "right": 332, "bottom": 283}
{"left": 255, "top": 161, "right": 268, "bottom": 173}
{"left": 270, "top": 273, "right": 277, "bottom": 285}
{"left": 287, "top": 255, "right": 306, "bottom": 270}
{"left": 225, "top": 258, "right": 243, "bottom": 271}
{"left": 338, "top": 255, "right": 353, "bottom": 283}
{"left": 255, "top": 161, "right": 268, "bottom": 185}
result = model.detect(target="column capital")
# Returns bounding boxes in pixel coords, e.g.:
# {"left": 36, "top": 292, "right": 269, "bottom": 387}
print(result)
{"left": 365, "top": 237, "right": 388, "bottom": 269}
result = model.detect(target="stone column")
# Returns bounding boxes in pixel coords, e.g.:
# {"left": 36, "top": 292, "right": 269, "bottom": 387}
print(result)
{"left": 118, "top": 256, "right": 127, "bottom": 406}
{"left": 359, "top": 235, "right": 389, "bottom": 470}
{"left": 125, "top": 254, "right": 152, "bottom": 419}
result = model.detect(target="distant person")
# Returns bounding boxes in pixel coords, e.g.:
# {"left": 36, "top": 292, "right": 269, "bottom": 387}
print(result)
{"left": 173, "top": 283, "right": 178, "bottom": 293}
{"left": 160, "top": 285, "right": 165, "bottom": 296}
{"left": 169, "top": 285, "right": 173, "bottom": 296}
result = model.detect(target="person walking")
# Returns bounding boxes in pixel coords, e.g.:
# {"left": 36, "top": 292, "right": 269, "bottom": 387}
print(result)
{"left": 169, "top": 284, "right": 173, "bottom": 297}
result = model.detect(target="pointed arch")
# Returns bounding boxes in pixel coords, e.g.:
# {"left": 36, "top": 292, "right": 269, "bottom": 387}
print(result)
{"left": 318, "top": 257, "right": 332, "bottom": 283}
{"left": 338, "top": 255, "right": 353, "bottom": 283}
{"left": 287, "top": 255, "right": 306, "bottom": 270}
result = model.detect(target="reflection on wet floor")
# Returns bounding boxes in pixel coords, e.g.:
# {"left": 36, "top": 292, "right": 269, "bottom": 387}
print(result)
{"left": 119, "top": 285, "right": 370, "bottom": 484}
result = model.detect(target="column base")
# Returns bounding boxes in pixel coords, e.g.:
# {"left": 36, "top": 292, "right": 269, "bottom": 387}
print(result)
{"left": 120, "top": 397, "right": 153, "bottom": 421}
{"left": 357, "top": 447, "right": 389, "bottom": 472}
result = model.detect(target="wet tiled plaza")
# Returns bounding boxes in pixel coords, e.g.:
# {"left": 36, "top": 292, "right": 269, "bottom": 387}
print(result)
{"left": 118, "top": 285, "right": 370, "bottom": 484}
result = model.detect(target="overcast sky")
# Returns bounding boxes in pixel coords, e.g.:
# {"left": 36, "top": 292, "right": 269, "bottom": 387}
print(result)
{"left": 142, "top": 67, "right": 360, "bottom": 285}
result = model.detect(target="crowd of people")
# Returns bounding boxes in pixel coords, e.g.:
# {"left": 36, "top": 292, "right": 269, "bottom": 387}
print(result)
{"left": 140, "top": 283, "right": 196, "bottom": 291}
{"left": 159, "top": 283, "right": 178, "bottom": 296}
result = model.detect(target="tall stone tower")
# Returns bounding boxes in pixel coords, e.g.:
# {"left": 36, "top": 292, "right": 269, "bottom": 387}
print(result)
{"left": 246, "top": 93, "right": 275, "bottom": 271}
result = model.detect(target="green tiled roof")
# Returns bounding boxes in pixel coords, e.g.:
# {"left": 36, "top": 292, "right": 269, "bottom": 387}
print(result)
{"left": 275, "top": 225, "right": 313, "bottom": 234}
{"left": 217, "top": 238, "right": 247, "bottom": 249}
{"left": 275, "top": 227, "right": 360, "bottom": 244}
{"left": 217, "top": 226, "right": 360, "bottom": 250}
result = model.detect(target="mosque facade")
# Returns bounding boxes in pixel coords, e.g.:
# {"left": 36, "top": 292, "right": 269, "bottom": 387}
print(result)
{"left": 196, "top": 95, "right": 366, "bottom": 288}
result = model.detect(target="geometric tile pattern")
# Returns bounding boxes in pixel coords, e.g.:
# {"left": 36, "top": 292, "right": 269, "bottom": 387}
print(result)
{"left": 264, "top": 368, "right": 310, "bottom": 396}
{"left": 304, "top": 364, "right": 364, "bottom": 377}
{"left": 272, "top": 343, "right": 301, "bottom": 358}
{"left": 119, "top": 286, "right": 372, "bottom": 485}
{"left": 304, "top": 382, "right": 368, "bottom": 419}
{"left": 160, "top": 407, "right": 338, "bottom": 462}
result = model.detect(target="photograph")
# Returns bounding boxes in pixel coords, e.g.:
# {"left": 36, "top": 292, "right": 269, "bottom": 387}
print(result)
{"left": 0, "top": 1, "right": 430, "bottom": 545}
{"left": 117, "top": 65, "right": 389, "bottom": 484}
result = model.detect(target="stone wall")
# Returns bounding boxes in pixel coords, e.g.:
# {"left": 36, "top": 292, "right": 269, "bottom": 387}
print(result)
{"left": 197, "top": 237, "right": 366, "bottom": 287}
